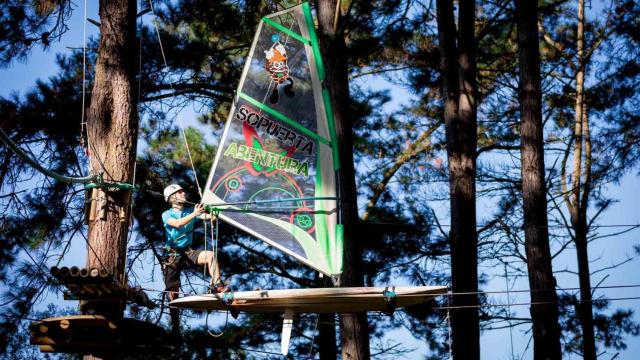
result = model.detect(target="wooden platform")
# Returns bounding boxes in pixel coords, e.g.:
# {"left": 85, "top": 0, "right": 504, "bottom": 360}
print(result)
{"left": 170, "top": 286, "right": 447, "bottom": 313}
{"left": 50, "top": 266, "right": 155, "bottom": 309}
{"left": 30, "top": 315, "right": 168, "bottom": 355}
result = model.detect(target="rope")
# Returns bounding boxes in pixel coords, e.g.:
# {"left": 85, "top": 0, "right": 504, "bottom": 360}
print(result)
{"left": 147, "top": 0, "right": 202, "bottom": 195}
{"left": 204, "top": 196, "right": 339, "bottom": 211}
{"left": 206, "top": 309, "right": 229, "bottom": 338}
{"left": 333, "top": 0, "right": 342, "bottom": 33}
{"left": 148, "top": 0, "right": 168, "bottom": 68}
{"left": 178, "top": 117, "right": 203, "bottom": 197}
{"left": 447, "top": 288, "right": 453, "bottom": 360}
{"left": 75, "top": 0, "right": 116, "bottom": 184}
{"left": 0, "top": 128, "right": 99, "bottom": 184}
{"left": 0, "top": 128, "right": 134, "bottom": 190}
{"left": 203, "top": 210, "right": 208, "bottom": 279}
{"left": 307, "top": 313, "right": 320, "bottom": 357}
{"left": 202, "top": 209, "right": 220, "bottom": 289}
{"left": 307, "top": 277, "right": 330, "bottom": 358}
{"left": 204, "top": 209, "right": 220, "bottom": 292}
{"left": 214, "top": 210, "right": 220, "bottom": 275}
{"left": 80, "top": 0, "right": 91, "bottom": 172}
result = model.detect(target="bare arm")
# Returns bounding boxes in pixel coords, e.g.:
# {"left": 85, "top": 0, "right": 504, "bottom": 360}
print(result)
{"left": 166, "top": 203, "right": 206, "bottom": 228}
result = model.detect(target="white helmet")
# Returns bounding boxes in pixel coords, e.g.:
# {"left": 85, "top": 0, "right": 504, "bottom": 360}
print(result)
{"left": 163, "top": 184, "right": 183, "bottom": 202}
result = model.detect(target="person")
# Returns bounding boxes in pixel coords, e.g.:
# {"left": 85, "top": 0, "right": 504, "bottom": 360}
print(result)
{"left": 161, "top": 184, "right": 227, "bottom": 336}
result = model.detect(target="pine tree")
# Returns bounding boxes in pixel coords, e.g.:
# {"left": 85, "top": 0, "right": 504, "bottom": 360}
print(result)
{"left": 514, "top": 0, "right": 562, "bottom": 358}
{"left": 435, "top": 0, "right": 480, "bottom": 358}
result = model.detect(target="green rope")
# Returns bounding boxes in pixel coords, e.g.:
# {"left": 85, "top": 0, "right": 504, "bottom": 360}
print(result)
{"left": 0, "top": 128, "right": 134, "bottom": 190}
{"left": 84, "top": 182, "right": 135, "bottom": 191}
{"left": 1, "top": 128, "right": 99, "bottom": 184}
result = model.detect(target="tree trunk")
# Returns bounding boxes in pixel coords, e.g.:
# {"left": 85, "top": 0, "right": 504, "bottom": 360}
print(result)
{"left": 316, "top": 1, "right": 370, "bottom": 359}
{"left": 575, "top": 215, "right": 596, "bottom": 360}
{"left": 436, "top": 0, "right": 480, "bottom": 358}
{"left": 572, "top": 1, "right": 597, "bottom": 357}
{"left": 514, "top": 1, "right": 562, "bottom": 359}
{"left": 318, "top": 313, "right": 337, "bottom": 360}
{"left": 84, "top": 0, "right": 138, "bottom": 321}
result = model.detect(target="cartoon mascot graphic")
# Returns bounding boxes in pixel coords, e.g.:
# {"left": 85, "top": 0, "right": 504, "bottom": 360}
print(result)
{"left": 265, "top": 34, "right": 295, "bottom": 104}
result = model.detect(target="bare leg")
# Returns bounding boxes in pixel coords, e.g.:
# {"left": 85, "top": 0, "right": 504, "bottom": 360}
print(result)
{"left": 197, "top": 250, "right": 221, "bottom": 285}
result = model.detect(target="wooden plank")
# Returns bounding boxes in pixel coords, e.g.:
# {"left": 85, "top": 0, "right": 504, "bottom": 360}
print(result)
{"left": 30, "top": 315, "right": 110, "bottom": 331}
{"left": 30, "top": 336, "right": 56, "bottom": 345}
{"left": 171, "top": 286, "right": 447, "bottom": 313}
{"left": 30, "top": 316, "right": 169, "bottom": 354}
{"left": 38, "top": 343, "right": 123, "bottom": 354}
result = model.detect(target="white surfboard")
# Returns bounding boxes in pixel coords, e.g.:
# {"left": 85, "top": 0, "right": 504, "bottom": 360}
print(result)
{"left": 170, "top": 286, "right": 448, "bottom": 355}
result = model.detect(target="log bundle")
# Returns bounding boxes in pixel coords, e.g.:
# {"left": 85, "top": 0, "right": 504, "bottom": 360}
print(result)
{"left": 50, "top": 266, "right": 155, "bottom": 309}
{"left": 29, "top": 315, "right": 169, "bottom": 355}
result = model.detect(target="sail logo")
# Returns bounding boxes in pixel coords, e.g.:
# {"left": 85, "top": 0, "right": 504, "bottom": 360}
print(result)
{"left": 223, "top": 142, "right": 309, "bottom": 176}
{"left": 265, "top": 35, "right": 295, "bottom": 104}
{"left": 235, "top": 105, "right": 315, "bottom": 155}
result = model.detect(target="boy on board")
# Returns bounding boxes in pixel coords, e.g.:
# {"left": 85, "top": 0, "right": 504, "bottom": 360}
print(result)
{"left": 162, "top": 184, "right": 228, "bottom": 336}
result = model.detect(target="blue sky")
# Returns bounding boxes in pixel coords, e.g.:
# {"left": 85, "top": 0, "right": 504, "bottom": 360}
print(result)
{"left": 2, "top": 1, "right": 639, "bottom": 359}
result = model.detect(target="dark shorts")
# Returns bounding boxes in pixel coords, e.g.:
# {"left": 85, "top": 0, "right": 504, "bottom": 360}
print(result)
{"left": 163, "top": 248, "right": 203, "bottom": 291}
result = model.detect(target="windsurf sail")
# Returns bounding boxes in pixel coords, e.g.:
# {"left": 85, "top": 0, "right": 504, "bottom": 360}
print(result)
{"left": 202, "top": 3, "right": 342, "bottom": 276}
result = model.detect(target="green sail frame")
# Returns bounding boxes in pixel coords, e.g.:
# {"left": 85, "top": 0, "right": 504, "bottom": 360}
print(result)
{"left": 202, "top": 3, "right": 342, "bottom": 276}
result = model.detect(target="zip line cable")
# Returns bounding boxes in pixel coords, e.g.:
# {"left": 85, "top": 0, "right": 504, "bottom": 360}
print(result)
{"left": 442, "top": 283, "right": 640, "bottom": 297}
{"left": 137, "top": 283, "right": 640, "bottom": 301}
{"left": 176, "top": 194, "right": 339, "bottom": 208}
{"left": 433, "top": 295, "right": 640, "bottom": 311}
{"left": 427, "top": 222, "right": 640, "bottom": 229}
{"left": 144, "top": 188, "right": 640, "bottom": 223}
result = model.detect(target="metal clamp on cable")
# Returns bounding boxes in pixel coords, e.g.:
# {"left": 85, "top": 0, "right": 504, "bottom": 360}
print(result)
{"left": 219, "top": 291, "right": 239, "bottom": 319}
{"left": 382, "top": 287, "right": 397, "bottom": 315}
{"left": 221, "top": 291, "right": 234, "bottom": 305}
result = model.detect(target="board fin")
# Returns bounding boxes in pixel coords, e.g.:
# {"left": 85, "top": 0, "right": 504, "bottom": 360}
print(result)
{"left": 281, "top": 308, "right": 295, "bottom": 355}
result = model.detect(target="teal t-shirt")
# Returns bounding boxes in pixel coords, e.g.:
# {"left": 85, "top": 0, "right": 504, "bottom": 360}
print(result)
{"left": 162, "top": 207, "right": 197, "bottom": 249}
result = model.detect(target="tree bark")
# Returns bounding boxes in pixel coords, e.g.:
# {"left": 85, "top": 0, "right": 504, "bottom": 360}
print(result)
{"left": 436, "top": 0, "right": 480, "bottom": 358}
{"left": 84, "top": 0, "right": 138, "bottom": 321}
{"left": 316, "top": 1, "right": 370, "bottom": 359}
{"left": 318, "top": 313, "right": 337, "bottom": 360}
{"left": 575, "top": 214, "right": 596, "bottom": 360}
{"left": 572, "top": 1, "right": 597, "bottom": 357}
{"left": 514, "top": 1, "right": 562, "bottom": 359}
